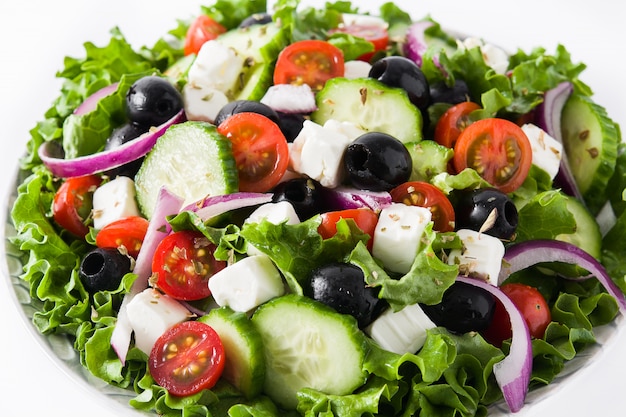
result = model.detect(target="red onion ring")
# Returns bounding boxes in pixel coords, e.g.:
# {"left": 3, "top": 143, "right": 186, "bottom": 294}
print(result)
{"left": 182, "top": 192, "right": 274, "bottom": 222}
{"left": 73, "top": 82, "right": 119, "bottom": 115}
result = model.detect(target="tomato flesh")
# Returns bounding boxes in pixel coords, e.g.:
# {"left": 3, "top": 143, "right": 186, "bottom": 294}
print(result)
{"left": 95, "top": 216, "right": 149, "bottom": 258}
{"left": 152, "top": 230, "right": 226, "bottom": 301}
{"left": 149, "top": 321, "right": 225, "bottom": 396}
{"left": 453, "top": 118, "right": 532, "bottom": 193}
{"left": 273, "top": 40, "right": 344, "bottom": 91}
{"left": 184, "top": 15, "right": 227, "bottom": 56}
{"left": 53, "top": 175, "right": 102, "bottom": 238}
{"left": 434, "top": 101, "right": 481, "bottom": 149}
{"left": 390, "top": 181, "right": 455, "bottom": 232}
{"left": 318, "top": 208, "right": 379, "bottom": 250}
{"left": 481, "top": 282, "right": 551, "bottom": 347}
{"left": 217, "top": 112, "right": 289, "bottom": 193}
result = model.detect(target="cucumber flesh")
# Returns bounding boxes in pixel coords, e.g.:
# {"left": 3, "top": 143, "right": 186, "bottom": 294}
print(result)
{"left": 556, "top": 194, "right": 602, "bottom": 259}
{"left": 311, "top": 77, "right": 423, "bottom": 144}
{"left": 251, "top": 294, "right": 368, "bottom": 410}
{"left": 134, "top": 121, "right": 238, "bottom": 218}
{"left": 198, "top": 307, "right": 266, "bottom": 399}
{"left": 560, "top": 94, "right": 619, "bottom": 214}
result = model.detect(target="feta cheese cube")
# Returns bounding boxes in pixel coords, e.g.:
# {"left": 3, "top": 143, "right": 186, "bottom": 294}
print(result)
{"left": 183, "top": 83, "right": 229, "bottom": 123}
{"left": 372, "top": 203, "right": 432, "bottom": 274}
{"left": 521, "top": 123, "right": 563, "bottom": 180}
{"left": 126, "top": 288, "right": 191, "bottom": 355}
{"left": 343, "top": 60, "right": 372, "bottom": 79}
{"left": 245, "top": 202, "right": 301, "bottom": 256}
{"left": 208, "top": 255, "right": 285, "bottom": 312}
{"left": 92, "top": 176, "right": 141, "bottom": 229}
{"left": 366, "top": 303, "right": 436, "bottom": 354}
{"left": 457, "top": 37, "right": 509, "bottom": 75}
{"left": 447, "top": 229, "right": 505, "bottom": 285}
{"left": 187, "top": 40, "right": 245, "bottom": 94}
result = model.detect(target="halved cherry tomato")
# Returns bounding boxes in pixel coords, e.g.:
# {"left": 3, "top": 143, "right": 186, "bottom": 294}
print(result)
{"left": 481, "top": 282, "right": 551, "bottom": 347}
{"left": 318, "top": 208, "right": 379, "bottom": 250}
{"left": 152, "top": 230, "right": 226, "bottom": 301}
{"left": 183, "top": 14, "right": 227, "bottom": 56}
{"left": 95, "top": 216, "right": 149, "bottom": 258}
{"left": 217, "top": 112, "right": 289, "bottom": 193}
{"left": 390, "top": 181, "right": 455, "bottom": 232}
{"left": 452, "top": 118, "right": 532, "bottom": 194}
{"left": 329, "top": 24, "right": 389, "bottom": 62}
{"left": 434, "top": 101, "right": 481, "bottom": 149}
{"left": 149, "top": 320, "right": 225, "bottom": 396}
{"left": 273, "top": 40, "right": 344, "bottom": 91}
{"left": 52, "top": 175, "right": 102, "bottom": 238}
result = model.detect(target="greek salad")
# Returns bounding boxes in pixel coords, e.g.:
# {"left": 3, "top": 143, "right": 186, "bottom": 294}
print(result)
{"left": 9, "top": 0, "right": 626, "bottom": 417}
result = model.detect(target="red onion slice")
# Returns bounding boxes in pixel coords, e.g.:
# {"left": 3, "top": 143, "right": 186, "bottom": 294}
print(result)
{"left": 457, "top": 276, "right": 532, "bottom": 413}
{"left": 38, "top": 109, "right": 185, "bottom": 178}
{"left": 405, "top": 20, "right": 434, "bottom": 66}
{"left": 182, "top": 192, "right": 274, "bottom": 222}
{"left": 498, "top": 239, "right": 626, "bottom": 315}
{"left": 73, "top": 82, "right": 119, "bottom": 115}
{"left": 322, "top": 186, "right": 392, "bottom": 212}
{"left": 110, "top": 187, "right": 184, "bottom": 363}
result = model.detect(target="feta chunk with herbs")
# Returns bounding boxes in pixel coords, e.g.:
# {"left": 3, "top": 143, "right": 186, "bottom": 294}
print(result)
{"left": 182, "top": 83, "right": 229, "bottom": 123}
{"left": 187, "top": 40, "right": 245, "bottom": 94}
{"left": 521, "top": 123, "right": 563, "bottom": 180}
{"left": 372, "top": 203, "right": 433, "bottom": 274}
{"left": 92, "top": 176, "right": 140, "bottom": 230}
{"left": 447, "top": 229, "right": 505, "bottom": 285}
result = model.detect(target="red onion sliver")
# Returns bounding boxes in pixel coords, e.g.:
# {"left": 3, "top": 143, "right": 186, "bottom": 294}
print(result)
{"left": 405, "top": 20, "right": 434, "bottom": 66}
{"left": 73, "top": 82, "right": 119, "bottom": 115}
{"left": 183, "top": 192, "right": 274, "bottom": 222}
{"left": 110, "top": 187, "right": 184, "bottom": 363}
{"left": 498, "top": 239, "right": 626, "bottom": 315}
{"left": 39, "top": 109, "right": 185, "bottom": 178}
{"left": 322, "top": 186, "right": 392, "bottom": 212}
{"left": 457, "top": 276, "right": 532, "bottom": 413}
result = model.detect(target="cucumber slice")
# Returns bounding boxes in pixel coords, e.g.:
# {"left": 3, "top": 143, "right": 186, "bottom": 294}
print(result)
{"left": 311, "top": 77, "right": 423, "bottom": 144}
{"left": 218, "top": 22, "right": 288, "bottom": 64}
{"left": 235, "top": 62, "right": 274, "bottom": 101}
{"left": 251, "top": 294, "right": 368, "bottom": 410}
{"left": 198, "top": 307, "right": 265, "bottom": 399}
{"left": 135, "top": 121, "right": 238, "bottom": 218}
{"left": 561, "top": 93, "right": 619, "bottom": 214}
{"left": 556, "top": 195, "right": 602, "bottom": 259}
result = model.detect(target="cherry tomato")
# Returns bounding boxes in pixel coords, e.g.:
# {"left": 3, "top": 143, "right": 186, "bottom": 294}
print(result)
{"left": 434, "top": 101, "right": 481, "bottom": 149}
{"left": 217, "top": 112, "right": 289, "bottom": 193}
{"left": 183, "top": 15, "right": 227, "bottom": 56}
{"left": 329, "top": 24, "right": 389, "bottom": 62}
{"left": 273, "top": 40, "right": 344, "bottom": 91}
{"left": 390, "top": 181, "right": 455, "bottom": 232}
{"left": 95, "top": 216, "right": 149, "bottom": 258}
{"left": 149, "top": 321, "right": 225, "bottom": 396}
{"left": 481, "top": 282, "right": 551, "bottom": 347}
{"left": 52, "top": 175, "right": 102, "bottom": 238}
{"left": 152, "top": 230, "right": 226, "bottom": 301}
{"left": 318, "top": 208, "right": 379, "bottom": 250}
{"left": 452, "top": 118, "right": 532, "bottom": 193}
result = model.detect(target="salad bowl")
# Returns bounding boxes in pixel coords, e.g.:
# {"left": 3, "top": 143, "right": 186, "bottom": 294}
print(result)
{"left": 1, "top": 1, "right": 625, "bottom": 417}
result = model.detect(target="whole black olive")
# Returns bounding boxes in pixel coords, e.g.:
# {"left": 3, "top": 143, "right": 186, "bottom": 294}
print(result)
{"left": 453, "top": 188, "right": 518, "bottom": 240}
{"left": 214, "top": 100, "right": 280, "bottom": 127}
{"left": 420, "top": 281, "right": 496, "bottom": 334}
{"left": 369, "top": 56, "right": 430, "bottom": 111}
{"left": 305, "top": 262, "right": 385, "bottom": 328}
{"left": 277, "top": 112, "right": 306, "bottom": 142}
{"left": 126, "top": 76, "right": 183, "bottom": 128}
{"left": 79, "top": 247, "right": 132, "bottom": 293}
{"left": 429, "top": 79, "right": 470, "bottom": 105}
{"left": 103, "top": 122, "right": 148, "bottom": 178}
{"left": 238, "top": 12, "right": 273, "bottom": 28}
{"left": 344, "top": 132, "right": 412, "bottom": 191}
{"left": 271, "top": 178, "right": 325, "bottom": 220}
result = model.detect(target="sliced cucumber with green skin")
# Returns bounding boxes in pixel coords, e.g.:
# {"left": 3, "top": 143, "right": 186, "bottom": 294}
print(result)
{"left": 198, "top": 307, "right": 266, "bottom": 399}
{"left": 561, "top": 93, "right": 620, "bottom": 214}
{"left": 251, "top": 294, "right": 368, "bottom": 410}
{"left": 311, "top": 77, "right": 423, "bottom": 144}
{"left": 218, "top": 22, "right": 288, "bottom": 64}
{"left": 234, "top": 62, "right": 274, "bottom": 101}
{"left": 557, "top": 194, "right": 602, "bottom": 259}
{"left": 135, "top": 121, "right": 238, "bottom": 218}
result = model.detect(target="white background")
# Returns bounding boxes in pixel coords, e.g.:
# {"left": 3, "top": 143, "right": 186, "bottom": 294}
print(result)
{"left": 1, "top": 0, "right": 625, "bottom": 416}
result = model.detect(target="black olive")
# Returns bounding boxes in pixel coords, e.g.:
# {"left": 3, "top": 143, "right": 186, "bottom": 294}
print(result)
{"left": 453, "top": 188, "right": 518, "bottom": 240}
{"left": 126, "top": 76, "right": 183, "bottom": 128}
{"left": 103, "top": 122, "right": 148, "bottom": 178}
{"left": 277, "top": 112, "right": 306, "bottom": 142}
{"left": 79, "top": 247, "right": 132, "bottom": 294}
{"left": 214, "top": 100, "right": 280, "bottom": 127}
{"left": 369, "top": 56, "right": 430, "bottom": 111}
{"left": 429, "top": 79, "right": 470, "bottom": 105}
{"left": 420, "top": 281, "right": 496, "bottom": 334}
{"left": 271, "top": 178, "right": 325, "bottom": 220}
{"left": 344, "top": 132, "right": 412, "bottom": 192}
{"left": 305, "top": 262, "right": 386, "bottom": 328}
{"left": 238, "top": 12, "right": 273, "bottom": 28}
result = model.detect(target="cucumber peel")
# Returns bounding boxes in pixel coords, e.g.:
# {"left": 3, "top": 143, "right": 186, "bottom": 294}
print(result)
{"left": 134, "top": 121, "right": 238, "bottom": 218}
{"left": 251, "top": 294, "right": 368, "bottom": 410}
{"left": 561, "top": 94, "right": 620, "bottom": 214}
